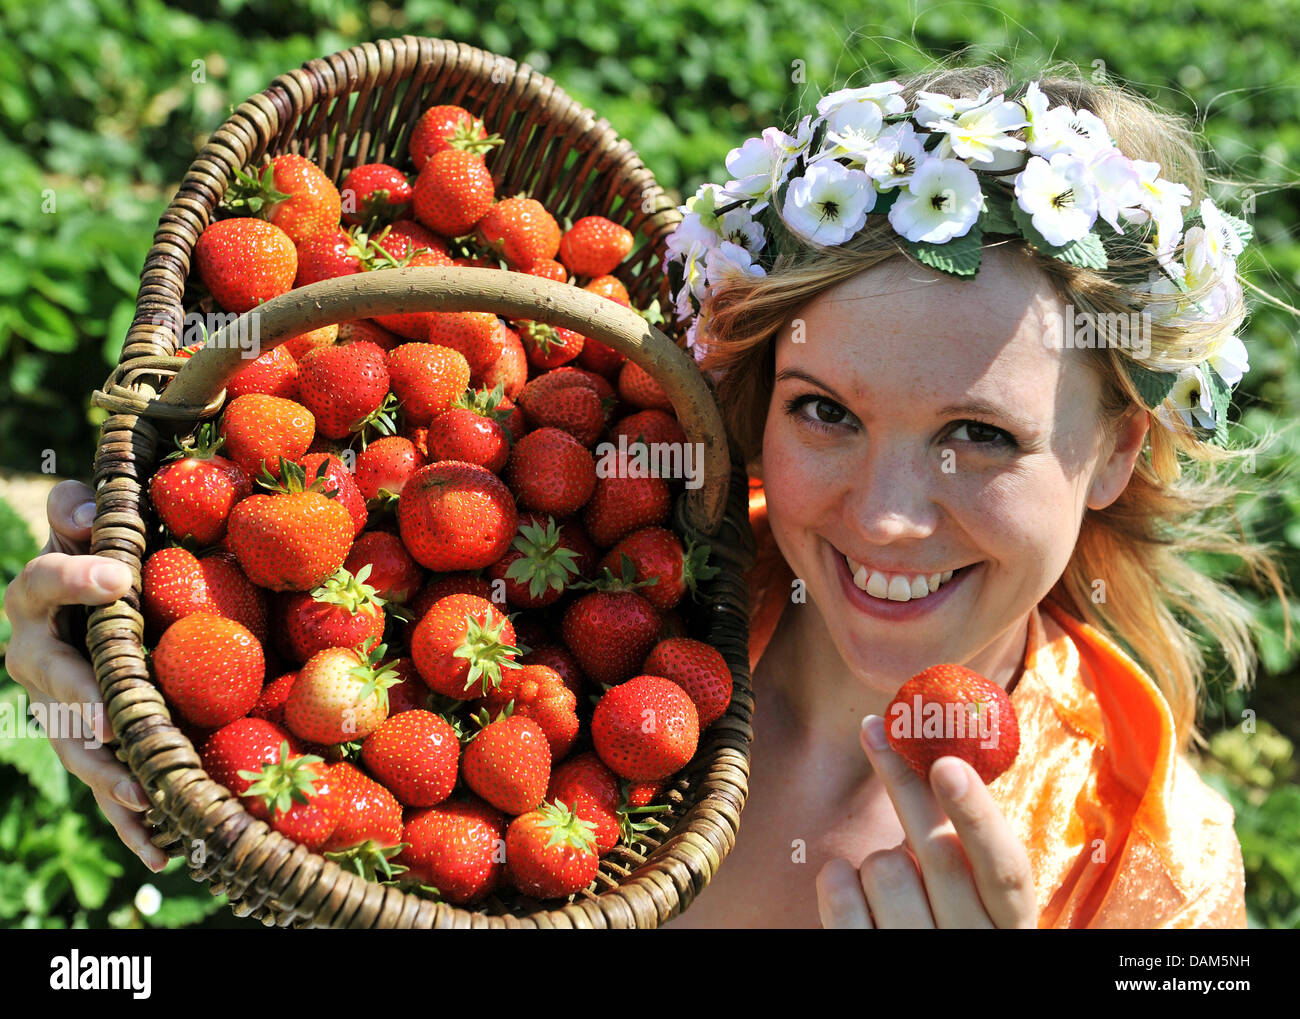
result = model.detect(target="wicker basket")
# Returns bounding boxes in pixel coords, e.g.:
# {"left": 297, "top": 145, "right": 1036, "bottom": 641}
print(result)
{"left": 87, "top": 36, "right": 757, "bottom": 928}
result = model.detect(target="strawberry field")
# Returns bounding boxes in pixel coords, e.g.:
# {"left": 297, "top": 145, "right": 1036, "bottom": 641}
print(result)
{"left": 1, "top": 0, "right": 1298, "bottom": 928}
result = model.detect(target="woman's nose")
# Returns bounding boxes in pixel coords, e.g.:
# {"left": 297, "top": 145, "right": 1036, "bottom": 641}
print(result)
{"left": 840, "top": 440, "right": 940, "bottom": 543}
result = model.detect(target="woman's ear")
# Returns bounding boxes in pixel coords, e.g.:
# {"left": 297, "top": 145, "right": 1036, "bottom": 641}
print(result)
{"left": 1087, "top": 406, "right": 1149, "bottom": 511}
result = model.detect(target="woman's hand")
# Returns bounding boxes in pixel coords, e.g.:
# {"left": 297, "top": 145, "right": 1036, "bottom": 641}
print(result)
{"left": 3, "top": 480, "right": 169, "bottom": 872}
{"left": 816, "top": 714, "right": 1036, "bottom": 928}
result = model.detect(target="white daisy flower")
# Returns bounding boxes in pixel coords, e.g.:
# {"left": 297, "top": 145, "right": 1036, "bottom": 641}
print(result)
{"left": 781, "top": 161, "right": 876, "bottom": 245}
{"left": 1022, "top": 87, "right": 1112, "bottom": 161}
{"left": 1192, "top": 198, "right": 1245, "bottom": 271}
{"left": 860, "top": 122, "right": 930, "bottom": 188}
{"left": 705, "top": 240, "right": 767, "bottom": 285}
{"left": 887, "top": 157, "right": 983, "bottom": 243}
{"left": 1088, "top": 147, "right": 1145, "bottom": 233}
{"left": 1160, "top": 365, "right": 1217, "bottom": 431}
{"left": 669, "top": 238, "right": 712, "bottom": 321}
{"left": 1206, "top": 330, "right": 1249, "bottom": 387}
{"left": 723, "top": 123, "right": 811, "bottom": 213}
{"left": 816, "top": 80, "right": 907, "bottom": 120}
{"left": 912, "top": 86, "right": 993, "bottom": 129}
{"left": 1125, "top": 160, "right": 1192, "bottom": 244}
{"left": 665, "top": 211, "right": 722, "bottom": 262}
{"left": 1014, "top": 153, "right": 1100, "bottom": 246}
{"left": 718, "top": 207, "right": 766, "bottom": 256}
{"left": 929, "top": 93, "right": 1029, "bottom": 169}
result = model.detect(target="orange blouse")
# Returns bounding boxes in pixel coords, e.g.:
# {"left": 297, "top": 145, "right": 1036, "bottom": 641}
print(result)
{"left": 745, "top": 478, "right": 1248, "bottom": 928}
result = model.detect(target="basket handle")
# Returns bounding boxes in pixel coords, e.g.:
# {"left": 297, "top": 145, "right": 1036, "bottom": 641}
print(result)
{"left": 161, "top": 267, "right": 730, "bottom": 536}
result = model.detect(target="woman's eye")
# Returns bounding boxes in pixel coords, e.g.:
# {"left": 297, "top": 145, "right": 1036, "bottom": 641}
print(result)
{"left": 786, "top": 394, "right": 851, "bottom": 429}
{"left": 950, "top": 420, "right": 1015, "bottom": 447}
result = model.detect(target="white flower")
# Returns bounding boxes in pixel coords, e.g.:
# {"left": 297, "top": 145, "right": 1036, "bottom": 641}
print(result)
{"left": 717, "top": 206, "right": 766, "bottom": 256}
{"left": 1022, "top": 83, "right": 1112, "bottom": 160}
{"left": 1206, "top": 331, "right": 1249, "bottom": 387}
{"left": 1158, "top": 365, "right": 1217, "bottom": 432}
{"left": 1190, "top": 198, "right": 1245, "bottom": 273}
{"left": 860, "top": 122, "right": 930, "bottom": 188}
{"left": 1125, "top": 160, "right": 1192, "bottom": 251}
{"left": 723, "top": 124, "right": 809, "bottom": 213}
{"left": 684, "top": 317, "right": 707, "bottom": 363}
{"left": 912, "top": 86, "right": 993, "bottom": 128}
{"left": 669, "top": 238, "right": 712, "bottom": 321}
{"left": 928, "top": 92, "right": 1028, "bottom": 169}
{"left": 665, "top": 211, "right": 722, "bottom": 262}
{"left": 1013, "top": 153, "right": 1100, "bottom": 246}
{"left": 706, "top": 240, "right": 767, "bottom": 285}
{"left": 887, "top": 157, "right": 983, "bottom": 243}
{"left": 1088, "top": 147, "right": 1145, "bottom": 233}
{"left": 781, "top": 161, "right": 876, "bottom": 245}
{"left": 134, "top": 884, "right": 162, "bottom": 917}
{"left": 816, "top": 81, "right": 907, "bottom": 121}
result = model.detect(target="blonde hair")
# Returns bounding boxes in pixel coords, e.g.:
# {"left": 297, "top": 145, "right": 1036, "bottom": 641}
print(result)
{"left": 699, "top": 56, "right": 1294, "bottom": 750}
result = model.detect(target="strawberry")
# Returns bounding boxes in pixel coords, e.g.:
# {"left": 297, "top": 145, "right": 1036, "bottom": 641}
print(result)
{"left": 337, "top": 318, "right": 401, "bottom": 351}
{"left": 370, "top": 248, "right": 457, "bottom": 339}
{"left": 611, "top": 408, "right": 686, "bottom": 449}
{"left": 354, "top": 436, "right": 425, "bottom": 502}
{"left": 249, "top": 671, "right": 298, "bottom": 728}
{"left": 398, "top": 797, "right": 506, "bottom": 905}
{"left": 425, "top": 311, "right": 504, "bottom": 376}
{"left": 142, "top": 547, "right": 268, "bottom": 642}
{"left": 226, "top": 344, "right": 300, "bottom": 401}
{"left": 643, "top": 637, "right": 732, "bottom": 731}
{"left": 409, "top": 105, "right": 502, "bottom": 171}
{"left": 462, "top": 712, "right": 551, "bottom": 815}
{"left": 547, "top": 752, "right": 621, "bottom": 854}
{"left": 474, "top": 323, "right": 528, "bottom": 398}
{"left": 385, "top": 658, "right": 432, "bottom": 715}
{"left": 560, "top": 586, "right": 660, "bottom": 687}
{"left": 238, "top": 743, "right": 341, "bottom": 849}
{"left": 282, "top": 323, "right": 339, "bottom": 360}
{"left": 884, "top": 665, "right": 1020, "bottom": 784}
{"left": 319, "top": 762, "right": 405, "bottom": 878}
{"left": 476, "top": 197, "right": 561, "bottom": 269}
{"left": 413, "top": 149, "right": 496, "bottom": 238}
{"left": 297, "top": 340, "right": 391, "bottom": 440}
{"left": 520, "top": 644, "right": 585, "bottom": 699}
{"left": 284, "top": 639, "right": 403, "bottom": 745}
{"left": 225, "top": 154, "right": 342, "bottom": 245}
{"left": 423, "top": 386, "right": 512, "bottom": 472}
{"left": 148, "top": 424, "right": 251, "bottom": 545}
{"left": 202, "top": 717, "right": 302, "bottom": 799}
{"left": 558, "top": 216, "right": 633, "bottom": 277}
{"left": 409, "top": 573, "right": 497, "bottom": 619}
{"left": 516, "top": 368, "right": 607, "bottom": 447}
{"left": 226, "top": 457, "right": 354, "bottom": 591}
{"left": 385, "top": 342, "right": 471, "bottom": 426}
{"left": 505, "top": 427, "right": 597, "bottom": 517}
{"left": 153, "top": 613, "right": 265, "bottom": 729}
{"left": 342, "top": 531, "right": 422, "bottom": 602}
{"left": 298, "top": 453, "right": 367, "bottom": 536}
{"left": 516, "top": 319, "right": 584, "bottom": 371}
{"left": 360, "top": 708, "right": 460, "bottom": 807}
{"left": 504, "top": 801, "right": 599, "bottom": 899}
{"left": 599, "top": 528, "right": 717, "bottom": 611}
{"left": 478, "top": 663, "right": 578, "bottom": 762}
{"left": 486, "top": 515, "right": 582, "bottom": 609}
{"left": 218, "top": 394, "right": 314, "bottom": 480}
{"left": 372, "top": 220, "right": 447, "bottom": 262}
{"left": 591, "top": 675, "right": 699, "bottom": 781}
{"left": 195, "top": 217, "right": 297, "bottom": 313}
{"left": 575, "top": 337, "right": 627, "bottom": 377}
{"left": 294, "top": 227, "right": 365, "bottom": 287}
{"left": 522, "top": 259, "right": 568, "bottom": 282}
{"left": 397, "top": 461, "right": 517, "bottom": 571}
{"left": 582, "top": 462, "right": 672, "bottom": 548}
{"left": 340, "top": 162, "right": 413, "bottom": 227}
{"left": 583, "top": 274, "right": 630, "bottom": 306}
{"left": 281, "top": 565, "right": 386, "bottom": 663}
{"left": 410, "top": 594, "right": 520, "bottom": 699}
{"left": 618, "top": 358, "right": 674, "bottom": 411}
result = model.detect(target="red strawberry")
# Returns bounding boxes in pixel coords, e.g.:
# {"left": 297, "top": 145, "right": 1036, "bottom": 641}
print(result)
{"left": 337, "top": 318, "right": 401, "bottom": 351}
{"left": 884, "top": 665, "right": 1020, "bottom": 784}
{"left": 409, "top": 105, "right": 502, "bottom": 171}
{"left": 281, "top": 566, "right": 386, "bottom": 663}
{"left": 218, "top": 394, "right": 314, "bottom": 480}
{"left": 486, "top": 515, "right": 582, "bottom": 609}
{"left": 360, "top": 708, "right": 460, "bottom": 807}
{"left": 592, "top": 675, "right": 698, "bottom": 781}
{"left": 397, "top": 461, "right": 517, "bottom": 571}
{"left": 294, "top": 228, "right": 365, "bottom": 287}
{"left": 584, "top": 275, "right": 630, "bottom": 306}
{"left": 413, "top": 149, "right": 496, "bottom": 238}
{"left": 284, "top": 639, "right": 403, "bottom": 745}
{"left": 516, "top": 368, "right": 606, "bottom": 446}
{"left": 282, "top": 324, "right": 339, "bottom": 360}
{"left": 505, "top": 802, "right": 599, "bottom": 899}
{"left": 618, "top": 359, "right": 674, "bottom": 411}
{"left": 520, "top": 644, "right": 584, "bottom": 699}
{"left": 516, "top": 319, "right": 584, "bottom": 371}
{"left": 522, "top": 259, "right": 568, "bottom": 282}
{"left": 340, "top": 162, "right": 413, "bottom": 227}
{"left": 474, "top": 323, "right": 527, "bottom": 398}
{"left": 202, "top": 717, "right": 301, "bottom": 799}
{"left": 643, "top": 637, "right": 732, "bottom": 731}
{"left": 558, "top": 216, "right": 633, "bottom": 277}
{"left": 342, "top": 531, "right": 422, "bottom": 602}
{"left": 410, "top": 593, "right": 519, "bottom": 699}
{"left": 547, "top": 752, "right": 621, "bottom": 854}
{"left": 249, "top": 671, "right": 298, "bottom": 728}
{"left": 560, "top": 588, "right": 660, "bottom": 687}
{"left": 476, "top": 197, "right": 561, "bottom": 269}
{"left": 479, "top": 663, "right": 578, "bottom": 762}
{"left": 425, "top": 311, "right": 504, "bottom": 376}
{"left": 298, "top": 452, "right": 367, "bottom": 536}
{"left": 410, "top": 573, "right": 497, "bottom": 619}
{"left": 462, "top": 713, "right": 551, "bottom": 815}
{"left": 226, "top": 154, "right": 342, "bottom": 245}
{"left": 386, "top": 342, "right": 471, "bottom": 426}
{"left": 195, "top": 217, "right": 297, "bottom": 313}
{"left": 320, "top": 762, "right": 405, "bottom": 878}
{"left": 626, "top": 778, "right": 667, "bottom": 809}
{"left": 423, "top": 386, "right": 512, "bottom": 473}
{"left": 599, "top": 527, "right": 717, "bottom": 611}
{"left": 226, "top": 458, "right": 354, "bottom": 591}
{"left": 354, "top": 436, "right": 425, "bottom": 502}
{"left": 582, "top": 463, "right": 672, "bottom": 548}
{"left": 398, "top": 797, "right": 506, "bottom": 905}
{"left": 611, "top": 408, "right": 686, "bottom": 449}
{"left": 385, "top": 658, "right": 432, "bottom": 715}
{"left": 226, "top": 344, "right": 300, "bottom": 401}
{"left": 372, "top": 220, "right": 447, "bottom": 262}
{"left": 505, "top": 427, "right": 597, "bottom": 517}
{"left": 297, "top": 341, "right": 391, "bottom": 440}
{"left": 575, "top": 338, "right": 627, "bottom": 377}
{"left": 153, "top": 613, "right": 265, "bottom": 729}
{"left": 142, "top": 547, "right": 268, "bottom": 641}
{"left": 238, "top": 743, "right": 341, "bottom": 849}
{"left": 148, "top": 424, "right": 251, "bottom": 545}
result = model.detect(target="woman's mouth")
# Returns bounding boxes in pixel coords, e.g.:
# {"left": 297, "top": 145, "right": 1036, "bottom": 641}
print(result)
{"left": 831, "top": 546, "right": 979, "bottom": 620}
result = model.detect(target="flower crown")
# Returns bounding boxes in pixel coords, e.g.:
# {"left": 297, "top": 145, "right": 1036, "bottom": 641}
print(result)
{"left": 664, "top": 79, "right": 1254, "bottom": 446}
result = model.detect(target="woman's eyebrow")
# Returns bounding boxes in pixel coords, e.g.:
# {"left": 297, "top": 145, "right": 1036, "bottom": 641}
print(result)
{"left": 774, "top": 367, "right": 847, "bottom": 402}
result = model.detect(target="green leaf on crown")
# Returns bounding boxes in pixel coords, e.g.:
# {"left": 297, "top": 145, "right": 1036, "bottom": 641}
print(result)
{"left": 1203, "top": 362, "right": 1232, "bottom": 447}
{"left": 870, "top": 187, "right": 899, "bottom": 217}
{"left": 1127, "top": 360, "right": 1179, "bottom": 409}
{"left": 905, "top": 223, "right": 983, "bottom": 278}
{"left": 1218, "top": 207, "right": 1254, "bottom": 246}
{"left": 977, "top": 191, "right": 1018, "bottom": 235}
{"left": 1010, "top": 201, "right": 1108, "bottom": 270}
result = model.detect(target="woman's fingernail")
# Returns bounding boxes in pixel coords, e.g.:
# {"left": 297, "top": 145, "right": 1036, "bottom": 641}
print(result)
{"left": 91, "top": 562, "right": 131, "bottom": 594}
{"left": 72, "top": 502, "right": 97, "bottom": 529}
{"left": 933, "top": 759, "right": 969, "bottom": 801}
{"left": 114, "top": 779, "right": 149, "bottom": 810}
{"left": 862, "top": 714, "right": 888, "bottom": 750}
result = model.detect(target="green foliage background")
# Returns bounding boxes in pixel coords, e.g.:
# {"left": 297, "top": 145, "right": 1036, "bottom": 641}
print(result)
{"left": 0, "top": 0, "right": 1297, "bottom": 927}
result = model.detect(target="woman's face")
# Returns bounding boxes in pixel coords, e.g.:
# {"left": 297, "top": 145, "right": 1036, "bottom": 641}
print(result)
{"left": 759, "top": 244, "right": 1147, "bottom": 692}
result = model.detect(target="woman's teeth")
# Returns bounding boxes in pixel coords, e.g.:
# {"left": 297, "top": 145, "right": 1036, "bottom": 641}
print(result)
{"left": 845, "top": 556, "right": 957, "bottom": 602}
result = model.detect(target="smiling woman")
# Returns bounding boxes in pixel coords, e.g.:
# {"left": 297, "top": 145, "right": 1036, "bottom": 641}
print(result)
{"left": 662, "top": 59, "right": 1294, "bottom": 928}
